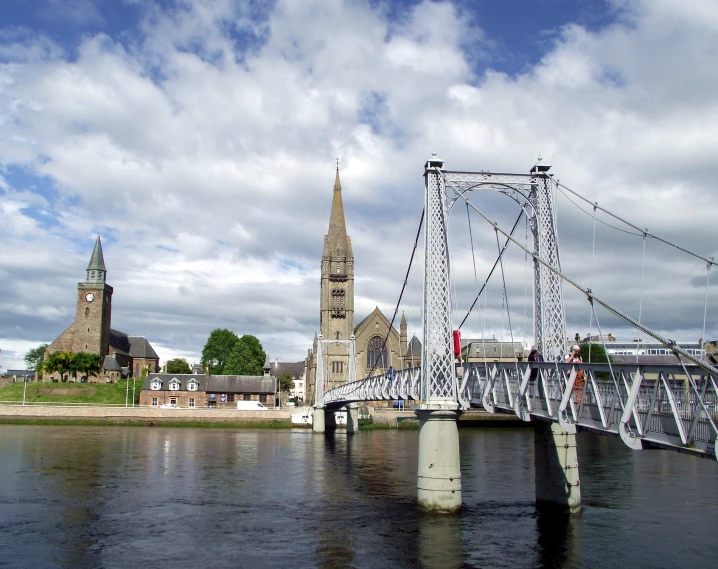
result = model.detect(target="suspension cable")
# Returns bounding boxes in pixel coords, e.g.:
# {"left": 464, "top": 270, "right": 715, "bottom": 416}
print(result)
{"left": 495, "top": 228, "right": 519, "bottom": 372}
{"left": 588, "top": 202, "right": 597, "bottom": 363}
{"left": 556, "top": 181, "right": 717, "bottom": 267}
{"left": 457, "top": 193, "right": 718, "bottom": 378}
{"left": 636, "top": 231, "right": 647, "bottom": 363}
{"left": 365, "top": 208, "right": 424, "bottom": 380}
{"left": 702, "top": 259, "right": 713, "bottom": 351}
{"left": 457, "top": 209, "right": 525, "bottom": 330}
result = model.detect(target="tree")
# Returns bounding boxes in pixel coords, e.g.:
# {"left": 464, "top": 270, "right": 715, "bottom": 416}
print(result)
{"left": 166, "top": 358, "right": 192, "bottom": 374}
{"left": 579, "top": 343, "right": 612, "bottom": 381}
{"left": 224, "top": 335, "right": 266, "bottom": 376}
{"left": 277, "top": 371, "right": 295, "bottom": 392}
{"left": 43, "top": 351, "right": 75, "bottom": 382}
{"left": 25, "top": 344, "right": 48, "bottom": 371}
{"left": 200, "top": 328, "right": 239, "bottom": 374}
{"left": 73, "top": 352, "right": 103, "bottom": 381}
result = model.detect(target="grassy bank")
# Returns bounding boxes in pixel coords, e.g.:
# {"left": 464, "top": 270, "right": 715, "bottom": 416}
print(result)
{"left": 0, "top": 417, "right": 294, "bottom": 429}
{"left": 0, "top": 380, "right": 139, "bottom": 405}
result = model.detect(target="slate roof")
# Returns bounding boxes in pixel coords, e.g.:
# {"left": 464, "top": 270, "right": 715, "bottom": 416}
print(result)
{"left": 143, "top": 373, "right": 206, "bottom": 392}
{"left": 271, "top": 361, "right": 304, "bottom": 379}
{"left": 406, "top": 335, "right": 422, "bottom": 356}
{"left": 128, "top": 336, "right": 159, "bottom": 359}
{"left": 108, "top": 329, "right": 159, "bottom": 359}
{"left": 87, "top": 236, "right": 106, "bottom": 272}
{"left": 142, "top": 374, "right": 276, "bottom": 394}
{"left": 103, "top": 356, "right": 122, "bottom": 372}
{"left": 5, "top": 369, "right": 32, "bottom": 377}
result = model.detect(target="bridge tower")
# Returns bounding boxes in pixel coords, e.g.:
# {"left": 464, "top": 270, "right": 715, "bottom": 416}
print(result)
{"left": 416, "top": 154, "right": 462, "bottom": 513}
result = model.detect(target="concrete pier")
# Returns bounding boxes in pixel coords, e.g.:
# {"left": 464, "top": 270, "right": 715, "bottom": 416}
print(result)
{"left": 416, "top": 409, "right": 462, "bottom": 513}
{"left": 346, "top": 404, "right": 359, "bottom": 434}
{"left": 534, "top": 422, "right": 581, "bottom": 513}
{"left": 312, "top": 407, "right": 326, "bottom": 434}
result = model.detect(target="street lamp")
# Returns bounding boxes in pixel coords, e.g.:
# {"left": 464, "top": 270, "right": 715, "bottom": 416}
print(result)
{"left": 22, "top": 372, "right": 27, "bottom": 406}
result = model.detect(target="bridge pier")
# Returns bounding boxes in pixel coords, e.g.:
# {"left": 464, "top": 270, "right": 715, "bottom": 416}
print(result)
{"left": 312, "top": 407, "right": 326, "bottom": 434}
{"left": 416, "top": 409, "right": 462, "bottom": 513}
{"left": 345, "top": 404, "right": 359, "bottom": 434}
{"left": 534, "top": 422, "right": 581, "bottom": 513}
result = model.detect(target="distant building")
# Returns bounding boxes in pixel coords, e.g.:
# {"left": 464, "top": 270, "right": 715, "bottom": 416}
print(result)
{"left": 139, "top": 369, "right": 276, "bottom": 408}
{"left": 268, "top": 358, "right": 306, "bottom": 401}
{"left": 461, "top": 339, "right": 526, "bottom": 362}
{"left": 43, "top": 237, "right": 160, "bottom": 382}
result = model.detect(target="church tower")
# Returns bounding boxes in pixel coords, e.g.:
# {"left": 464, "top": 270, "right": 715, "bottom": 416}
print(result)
{"left": 72, "top": 236, "right": 113, "bottom": 357}
{"left": 319, "top": 167, "right": 354, "bottom": 388}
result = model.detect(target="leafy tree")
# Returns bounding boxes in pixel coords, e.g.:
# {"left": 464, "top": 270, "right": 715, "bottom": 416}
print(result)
{"left": 25, "top": 344, "right": 48, "bottom": 371}
{"left": 73, "top": 352, "right": 103, "bottom": 381}
{"left": 277, "top": 371, "right": 295, "bottom": 392}
{"left": 43, "top": 351, "right": 75, "bottom": 382}
{"left": 201, "top": 328, "right": 239, "bottom": 374}
{"left": 224, "top": 335, "right": 266, "bottom": 376}
{"left": 166, "top": 358, "right": 192, "bottom": 374}
{"left": 579, "top": 343, "right": 612, "bottom": 381}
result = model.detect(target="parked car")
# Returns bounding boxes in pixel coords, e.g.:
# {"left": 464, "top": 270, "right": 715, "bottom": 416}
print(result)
{"left": 160, "top": 403, "right": 179, "bottom": 409}
{"left": 236, "top": 401, "right": 268, "bottom": 411}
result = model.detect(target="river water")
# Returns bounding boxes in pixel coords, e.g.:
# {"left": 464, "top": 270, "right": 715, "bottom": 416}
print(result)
{"left": 0, "top": 425, "right": 716, "bottom": 569}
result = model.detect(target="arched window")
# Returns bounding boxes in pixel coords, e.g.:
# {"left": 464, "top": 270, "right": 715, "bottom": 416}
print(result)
{"left": 366, "top": 336, "right": 387, "bottom": 370}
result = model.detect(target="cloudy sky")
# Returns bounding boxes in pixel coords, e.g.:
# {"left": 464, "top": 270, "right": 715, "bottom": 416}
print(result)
{"left": 1, "top": 0, "right": 717, "bottom": 372}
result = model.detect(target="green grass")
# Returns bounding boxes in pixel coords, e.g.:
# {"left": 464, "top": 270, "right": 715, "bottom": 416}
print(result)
{"left": 0, "top": 417, "right": 294, "bottom": 429}
{"left": 0, "top": 379, "right": 140, "bottom": 405}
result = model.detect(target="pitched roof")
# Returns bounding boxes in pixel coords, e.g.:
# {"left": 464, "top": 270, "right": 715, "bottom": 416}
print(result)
{"left": 406, "top": 335, "right": 422, "bottom": 355}
{"left": 103, "top": 356, "right": 122, "bottom": 372}
{"left": 143, "top": 373, "right": 207, "bottom": 392}
{"left": 323, "top": 168, "right": 353, "bottom": 258}
{"left": 87, "top": 236, "right": 106, "bottom": 272}
{"left": 207, "top": 375, "right": 276, "bottom": 394}
{"left": 272, "top": 361, "right": 305, "bottom": 378}
{"left": 109, "top": 329, "right": 131, "bottom": 355}
{"left": 128, "top": 336, "right": 159, "bottom": 359}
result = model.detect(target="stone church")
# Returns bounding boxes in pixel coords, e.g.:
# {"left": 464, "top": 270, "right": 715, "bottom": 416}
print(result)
{"left": 43, "top": 237, "right": 160, "bottom": 382}
{"left": 304, "top": 169, "right": 421, "bottom": 403}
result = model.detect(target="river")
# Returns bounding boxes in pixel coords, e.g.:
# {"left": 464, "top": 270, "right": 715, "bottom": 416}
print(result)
{"left": 0, "top": 425, "right": 716, "bottom": 568}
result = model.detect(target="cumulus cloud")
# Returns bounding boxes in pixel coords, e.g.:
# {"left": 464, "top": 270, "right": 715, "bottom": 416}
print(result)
{"left": 1, "top": 0, "right": 717, "bottom": 371}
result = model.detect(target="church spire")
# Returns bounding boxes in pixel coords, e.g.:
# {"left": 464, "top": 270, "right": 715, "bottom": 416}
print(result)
{"left": 86, "top": 236, "right": 107, "bottom": 284}
{"left": 323, "top": 166, "right": 352, "bottom": 258}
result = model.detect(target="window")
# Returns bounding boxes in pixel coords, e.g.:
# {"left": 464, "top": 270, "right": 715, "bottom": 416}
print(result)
{"left": 187, "top": 379, "right": 199, "bottom": 391}
{"left": 188, "top": 398, "right": 195, "bottom": 408}
{"left": 259, "top": 394, "right": 267, "bottom": 403}
{"left": 150, "top": 379, "right": 162, "bottom": 390}
{"left": 243, "top": 394, "right": 251, "bottom": 401}
{"left": 332, "top": 288, "right": 345, "bottom": 308}
{"left": 151, "top": 397, "right": 158, "bottom": 407}
{"left": 135, "top": 363, "right": 140, "bottom": 377}
{"left": 332, "top": 361, "right": 343, "bottom": 374}
{"left": 227, "top": 393, "right": 235, "bottom": 402}
{"left": 170, "top": 397, "right": 177, "bottom": 405}
{"left": 85, "top": 307, "right": 89, "bottom": 316}
{"left": 366, "top": 336, "right": 387, "bottom": 369}
{"left": 169, "top": 379, "right": 181, "bottom": 391}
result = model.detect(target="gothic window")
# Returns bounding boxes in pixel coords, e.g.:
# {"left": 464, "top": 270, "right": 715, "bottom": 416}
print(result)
{"left": 367, "top": 336, "right": 387, "bottom": 370}
{"left": 332, "top": 361, "right": 343, "bottom": 374}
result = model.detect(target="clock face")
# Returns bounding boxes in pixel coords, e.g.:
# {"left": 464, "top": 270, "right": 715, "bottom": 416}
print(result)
{"left": 85, "top": 293, "right": 95, "bottom": 302}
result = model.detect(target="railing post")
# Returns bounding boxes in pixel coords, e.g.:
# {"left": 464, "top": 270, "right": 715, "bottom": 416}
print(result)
{"left": 416, "top": 153, "right": 462, "bottom": 513}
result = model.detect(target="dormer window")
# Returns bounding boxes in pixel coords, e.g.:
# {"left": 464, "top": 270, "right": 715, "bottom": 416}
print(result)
{"left": 150, "top": 379, "right": 162, "bottom": 391}
{"left": 187, "top": 379, "right": 199, "bottom": 392}
{"left": 169, "top": 378, "right": 181, "bottom": 391}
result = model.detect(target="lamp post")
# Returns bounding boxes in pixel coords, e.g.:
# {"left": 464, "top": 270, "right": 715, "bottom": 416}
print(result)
{"left": 23, "top": 372, "right": 28, "bottom": 406}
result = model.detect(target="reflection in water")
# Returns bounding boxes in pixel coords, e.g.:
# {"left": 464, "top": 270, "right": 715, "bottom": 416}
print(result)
{"left": 419, "top": 515, "right": 462, "bottom": 569}
{"left": 0, "top": 427, "right": 717, "bottom": 569}
{"left": 535, "top": 507, "right": 579, "bottom": 569}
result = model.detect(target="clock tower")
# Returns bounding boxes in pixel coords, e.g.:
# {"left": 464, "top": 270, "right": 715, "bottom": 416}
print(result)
{"left": 72, "top": 236, "right": 113, "bottom": 357}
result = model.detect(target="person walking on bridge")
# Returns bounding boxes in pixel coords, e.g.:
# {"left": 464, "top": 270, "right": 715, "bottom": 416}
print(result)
{"left": 565, "top": 345, "right": 585, "bottom": 405}
{"left": 528, "top": 346, "right": 544, "bottom": 398}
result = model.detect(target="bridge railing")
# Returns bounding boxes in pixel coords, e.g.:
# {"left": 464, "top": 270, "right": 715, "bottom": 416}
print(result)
{"left": 461, "top": 361, "right": 718, "bottom": 459}
{"left": 323, "top": 367, "right": 422, "bottom": 407}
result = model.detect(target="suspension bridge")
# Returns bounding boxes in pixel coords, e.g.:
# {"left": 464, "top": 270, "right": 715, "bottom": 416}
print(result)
{"left": 311, "top": 154, "right": 718, "bottom": 514}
